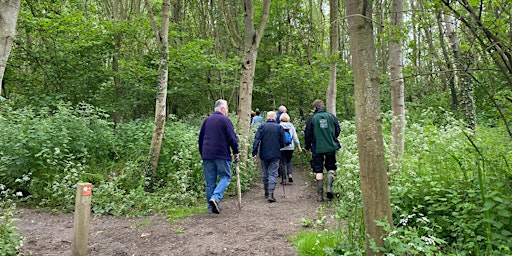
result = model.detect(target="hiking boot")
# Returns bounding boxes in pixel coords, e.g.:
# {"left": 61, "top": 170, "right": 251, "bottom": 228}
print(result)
{"left": 317, "top": 189, "right": 324, "bottom": 202}
{"left": 316, "top": 180, "right": 324, "bottom": 202}
{"left": 209, "top": 199, "right": 220, "bottom": 214}
{"left": 267, "top": 193, "right": 277, "bottom": 203}
{"left": 264, "top": 192, "right": 269, "bottom": 199}
{"left": 326, "top": 192, "right": 334, "bottom": 200}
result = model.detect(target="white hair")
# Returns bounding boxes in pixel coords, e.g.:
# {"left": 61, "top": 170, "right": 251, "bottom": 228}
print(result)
{"left": 215, "top": 99, "right": 228, "bottom": 112}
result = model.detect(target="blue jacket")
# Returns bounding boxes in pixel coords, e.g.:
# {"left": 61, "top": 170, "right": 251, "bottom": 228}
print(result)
{"left": 198, "top": 112, "right": 239, "bottom": 160}
{"left": 252, "top": 119, "right": 285, "bottom": 160}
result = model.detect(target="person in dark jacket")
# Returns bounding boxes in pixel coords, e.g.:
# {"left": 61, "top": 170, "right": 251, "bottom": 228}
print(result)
{"left": 198, "top": 99, "right": 240, "bottom": 214}
{"left": 252, "top": 111, "right": 286, "bottom": 202}
{"left": 304, "top": 99, "right": 341, "bottom": 202}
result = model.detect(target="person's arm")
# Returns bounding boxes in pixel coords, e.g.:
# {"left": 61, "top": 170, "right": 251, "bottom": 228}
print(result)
{"left": 198, "top": 122, "right": 205, "bottom": 156}
{"left": 304, "top": 116, "right": 314, "bottom": 151}
{"left": 291, "top": 126, "right": 302, "bottom": 153}
{"left": 252, "top": 125, "right": 263, "bottom": 158}
{"left": 279, "top": 126, "right": 286, "bottom": 148}
{"left": 333, "top": 114, "right": 341, "bottom": 138}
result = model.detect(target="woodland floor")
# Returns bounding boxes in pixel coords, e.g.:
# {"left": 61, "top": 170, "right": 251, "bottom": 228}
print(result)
{"left": 14, "top": 165, "right": 338, "bottom": 256}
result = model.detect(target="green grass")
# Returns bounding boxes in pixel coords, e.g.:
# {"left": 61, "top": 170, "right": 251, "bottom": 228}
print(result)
{"left": 291, "top": 230, "right": 340, "bottom": 256}
{"left": 166, "top": 205, "right": 205, "bottom": 222}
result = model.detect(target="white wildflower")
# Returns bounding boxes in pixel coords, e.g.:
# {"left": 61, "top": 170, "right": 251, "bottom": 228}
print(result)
{"left": 421, "top": 235, "right": 435, "bottom": 245}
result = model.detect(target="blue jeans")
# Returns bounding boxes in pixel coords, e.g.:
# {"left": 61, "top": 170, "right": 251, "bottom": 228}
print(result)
{"left": 203, "top": 159, "right": 232, "bottom": 210}
{"left": 261, "top": 158, "right": 280, "bottom": 193}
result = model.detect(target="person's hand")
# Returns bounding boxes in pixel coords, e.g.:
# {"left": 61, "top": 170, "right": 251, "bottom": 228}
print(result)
{"left": 298, "top": 145, "right": 303, "bottom": 153}
{"left": 252, "top": 155, "right": 258, "bottom": 161}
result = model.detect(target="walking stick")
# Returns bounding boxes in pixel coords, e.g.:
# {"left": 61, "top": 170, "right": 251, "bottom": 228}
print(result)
{"left": 235, "top": 159, "right": 242, "bottom": 211}
{"left": 280, "top": 160, "right": 286, "bottom": 198}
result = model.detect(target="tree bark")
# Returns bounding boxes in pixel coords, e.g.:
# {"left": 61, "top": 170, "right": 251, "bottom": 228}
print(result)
{"left": 146, "top": 0, "right": 171, "bottom": 186}
{"left": 389, "top": 0, "right": 405, "bottom": 168}
{"left": 345, "top": 0, "right": 393, "bottom": 254}
{"left": 0, "top": 0, "right": 21, "bottom": 97}
{"left": 326, "top": 0, "right": 339, "bottom": 116}
{"left": 223, "top": 0, "right": 270, "bottom": 161}
{"left": 444, "top": 10, "right": 476, "bottom": 129}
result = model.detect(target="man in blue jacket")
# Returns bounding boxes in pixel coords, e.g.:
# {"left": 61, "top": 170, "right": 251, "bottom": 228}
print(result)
{"left": 252, "top": 111, "right": 286, "bottom": 202}
{"left": 198, "top": 99, "right": 240, "bottom": 214}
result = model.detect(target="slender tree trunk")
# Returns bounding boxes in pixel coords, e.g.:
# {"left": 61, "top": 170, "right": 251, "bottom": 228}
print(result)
{"left": 326, "top": 0, "right": 339, "bottom": 116}
{"left": 112, "top": 33, "right": 122, "bottom": 126}
{"left": 389, "top": 0, "right": 405, "bottom": 167}
{"left": 444, "top": 11, "right": 476, "bottom": 129}
{"left": 0, "top": 0, "right": 21, "bottom": 96}
{"left": 226, "top": 0, "right": 270, "bottom": 161}
{"left": 441, "top": 11, "right": 459, "bottom": 109}
{"left": 146, "top": 0, "right": 171, "bottom": 187}
{"left": 345, "top": 0, "right": 393, "bottom": 254}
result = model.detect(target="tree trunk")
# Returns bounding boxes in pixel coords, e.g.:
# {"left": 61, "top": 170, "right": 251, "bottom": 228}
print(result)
{"left": 444, "top": 11, "right": 476, "bottom": 129}
{"left": 389, "top": 0, "right": 405, "bottom": 168}
{"left": 231, "top": 0, "right": 271, "bottom": 161}
{"left": 146, "top": 0, "right": 171, "bottom": 187}
{"left": 345, "top": 0, "right": 393, "bottom": 254}
{"left": 441, "top": 12, "right": 459, "bottom": 109}
{"left": 0, "top": 0, "right": 21, "bottom": 96}
{"left": 326, "top": 0, "right": 339, "bottom": 116}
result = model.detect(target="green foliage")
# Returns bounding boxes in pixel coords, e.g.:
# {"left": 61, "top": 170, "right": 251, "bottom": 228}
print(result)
{"left": 0, "top": 101, "right": 114, "bottom": 207}
{"left": 389, "top": 112, "right": 512, "bottom": 254}
{"left": 371, "top": 216, "right": 446, "bottom": 255}
{"left": 0, "top": 187, "right": 23, "bottom": 255}
{"left": 308, "top": 109, "right": 512, "bottom": 255}
{"left": 292, "top": 230, "right": 343, "bottom": 256}
{"left": 0, "top": 100, "right": 261, "bottom": 218}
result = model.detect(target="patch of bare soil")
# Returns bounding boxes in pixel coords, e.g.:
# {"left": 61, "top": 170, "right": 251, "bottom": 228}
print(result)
{"left": 15, "top": 166, "right": 336, "bottom": 256}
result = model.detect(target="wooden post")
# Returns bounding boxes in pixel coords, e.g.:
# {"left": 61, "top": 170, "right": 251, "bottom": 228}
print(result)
{"left": 72, "top": 182, "right": 92, "bottom": 256}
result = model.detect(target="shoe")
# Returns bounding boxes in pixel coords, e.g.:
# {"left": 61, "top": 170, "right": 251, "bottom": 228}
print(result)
{"left": 264, "top": 192, "right": 269, "bottom": 199}
{"left": 317, "top": 189, "right": 324, "bottom": 202}
{"left": 288, "top": 177, "right": 293, "bottom": 183}
{"left": 326, "top": 192, "right": 334, "bottom": 200}
{"left": 209, "top": 199, "right": 220, "bottom": 214}
{"left": 267, "top": 193, "right": 276, "bottom": 203}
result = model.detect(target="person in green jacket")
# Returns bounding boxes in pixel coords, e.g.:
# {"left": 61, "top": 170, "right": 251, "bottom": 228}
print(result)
{"left": 304, "top": 99, "right": 341, "bottom": 202}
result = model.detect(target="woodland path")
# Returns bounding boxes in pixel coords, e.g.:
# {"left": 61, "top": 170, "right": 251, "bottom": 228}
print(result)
{"left": 15, "top": 165, "right": 337, "bottom": 256}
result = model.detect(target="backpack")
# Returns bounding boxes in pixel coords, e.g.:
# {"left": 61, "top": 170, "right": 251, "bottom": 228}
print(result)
{"left": 284, "top": 128, "right": 292, "bottom": 146}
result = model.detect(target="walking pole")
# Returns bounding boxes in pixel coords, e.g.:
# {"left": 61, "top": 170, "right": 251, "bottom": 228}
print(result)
{"left": 281, "top": 160, "right": 286, "bottom": 198}
{"left": 235, "top": 158, "right": 242, "bottom": 211}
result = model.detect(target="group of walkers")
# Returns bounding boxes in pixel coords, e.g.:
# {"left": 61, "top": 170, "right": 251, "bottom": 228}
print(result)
{"left": 198, "top": 99, "right": 340, "bottom": 214}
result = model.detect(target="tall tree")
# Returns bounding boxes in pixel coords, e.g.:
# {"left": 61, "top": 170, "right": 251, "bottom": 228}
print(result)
{"left": 326, "top": 0, "right": 339, "bottom": 115}
{"left": 443, "top": 5, "right": 476, "bottom": 129}
{"left": 221, "top": 0, "right": 271, "bottom": 160}
{"left": 0, "top": 0, "right": 21, "bottom": 96}
{"left": 345, "top": 0, "right": 393, "bottom": 254}
{"left": 146, "top": 0, "right": 171, "bottom": 187}
{"left": 389, "top": 0, "right": 405, "bottom": 166}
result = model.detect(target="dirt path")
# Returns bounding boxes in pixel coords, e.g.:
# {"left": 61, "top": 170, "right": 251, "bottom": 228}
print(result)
{"left": 15, "top": 166, "right": 336, "bottom": 255}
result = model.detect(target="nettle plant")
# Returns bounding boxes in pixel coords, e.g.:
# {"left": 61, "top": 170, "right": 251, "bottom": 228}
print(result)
{"left": 390, "top": 115, "right": 512, "bottom": 254}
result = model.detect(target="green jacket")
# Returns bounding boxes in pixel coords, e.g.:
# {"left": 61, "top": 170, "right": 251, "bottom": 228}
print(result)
{"left": 304, "top": 109, "right": 341, "bottom": 153}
